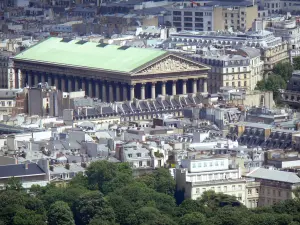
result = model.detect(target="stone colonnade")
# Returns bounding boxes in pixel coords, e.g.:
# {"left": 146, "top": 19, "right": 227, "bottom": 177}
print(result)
{"left": 21, "top": 70, "right": 208, "bottom": 101}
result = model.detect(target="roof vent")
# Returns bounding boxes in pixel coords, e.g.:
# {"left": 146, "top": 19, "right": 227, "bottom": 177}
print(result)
{"left": 61, "top": 38, "right": 72, "bottom": 43}
{"left": 76, "top": 40, "right": 87, "bottom": 45}
{"left": 118, "top": 46, "right": 130, "bottom": 50}
{"left": 97, "top": 43, "right": 108, "bottom": 47}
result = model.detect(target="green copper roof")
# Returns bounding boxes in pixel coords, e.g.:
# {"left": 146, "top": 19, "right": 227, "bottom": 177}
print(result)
{"left": 14, "top": 37, "right": 167, "bottom": 73}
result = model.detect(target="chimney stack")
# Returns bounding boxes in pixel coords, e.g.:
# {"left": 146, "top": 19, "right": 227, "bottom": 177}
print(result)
{"left": 25, "top": 162, "right": 29, "bottom": 170}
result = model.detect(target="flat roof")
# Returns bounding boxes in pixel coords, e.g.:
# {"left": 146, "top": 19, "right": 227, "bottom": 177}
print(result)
{"left": 14, "top": 37, "right": 167, "bottom": 73}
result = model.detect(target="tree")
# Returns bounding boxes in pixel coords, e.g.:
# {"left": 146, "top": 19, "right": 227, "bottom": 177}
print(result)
{"left": 249, "top": 213, "right": 277, "bottom": 225}
{"left": 86, "top": 161, "right": 132, "bottom": 193}
{"left": 255, "top": 74, "right": 286, "bottom": 101}
{"left": 0, "top": 190, "right": 27, "bottom": 224}
{"left": 178, "top": 199, "right": 206, "bottom": 216}
{"left": 179, "top": 212, "right": 206, "bottom": 225}
{"left": 107, "top": 195, "right": 134, "bottom": 225}
{"left": 13, "top": 208, "right": 46, "bottom": 225}
{"left": 199, "top": 191, "right": 242, "bottom": 209}
{"left": 73, "top": 191, "right": 115, "bottom": 225}
{"left": 47, "top": 201, "right": 75, "bottom": 225}
{"left": 137, "top": 168, "right": 175, "bottom": 196}
{"left": 132, "top": 207, "right": 177, "bottom": 225}
{"left": 5, "top": 177, "right": 23, "bottom": 191}
{"left": 272, "top": 62, "right": 293, "bottom": 81}
{"left": 293, "top": 56, "right": 300, "bottom": 70}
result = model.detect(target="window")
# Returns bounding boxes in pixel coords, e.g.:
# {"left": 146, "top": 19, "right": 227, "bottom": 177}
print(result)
{"left": 202, "top": 188, "right": 206, "bottom": 192}
{"left": 244, "top": 81, "right": 247, "bottom": 87}
{"left": 139, "top": 161, "right": 143, "bottom": 167}
{"left": 184, "top": 11, "right": 192, "bottom": 16}
{"left": 147, "top": 161, "right": 150, "bottom": 166}
{"left": 198, "top": 163, "right": 202, "bottom": 167}
{"left": 195, "top": 12, "right": 203, "bottom": 17}
{"left": 221, "top": 161, "right": 224, "bottom": 166}
{"left": 225, "top": 13, "right": 227, "bottom": 17}
{"left": 209, "top": 162, "right": 213, "bottom": 167}
{"left": 232, "top": 185, "right": 235, "bottom": 190}
{"left": 215, "top": 161, "right": 219, "bottom": 166}
{"left": 278, "top": 190, "right": 281, "bottom": 197}
{"left": 256, "top": 188, "right": 259, "bottom": 194}
{"left": 232, "top": 68, "right": 234, "bottom": 73}
{"left": 196, "top": 188, "right": 200, "bottom": 194}
{"left": 1, "top": 101, "right": 4, "bottom": 106}
{"left": 204, "top": 162, "right": 207, "bottom": 167}
{"left": 232, "top": 82, "right": 235, "bottom": 87}
{"left": 137, "top": 153, "right": 141, "bottom": 157}
{"left": 193, "top": 163, "right": 196, "bottom": 168}
{"left": 128, "top": 154, "right": 132, "bottom": 158}
{"left": 238, "top": 185, "right": 242, "bottom": 190}
{"left": 224, "top": 186, "right": 227, "bottom": 191}
{"left": 244, "top": 74, "right": 247, "bottom": 78}
{"left": 248, "top": 189, "right": 252, "bottom": 195}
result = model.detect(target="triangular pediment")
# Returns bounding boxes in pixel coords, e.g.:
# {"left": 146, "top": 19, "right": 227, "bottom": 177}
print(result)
{"left": 132, "top": 54, "right": 210, "bottom": 75}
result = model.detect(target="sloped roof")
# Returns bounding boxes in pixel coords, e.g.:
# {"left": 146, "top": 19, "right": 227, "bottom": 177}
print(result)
{"left": 246, "top": 167, "right": 300, "bottom": 184}
{"left": 0, "top": 163, "right": 45, "bottom": 178}
{"left": 14, "top": 37, "right": 167, "bottom": 73}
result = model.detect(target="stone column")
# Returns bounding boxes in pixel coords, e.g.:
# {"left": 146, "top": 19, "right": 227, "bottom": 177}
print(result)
{"left": 130, "top": 84, "right": 135, "bottom": 100}
{"left": 198, "top": 78, "right": 203, "bottom": 92}
{"left": 116, "top": 83, "right": 120, "bottom": 101}
{"left": 203, "top": 78, "right": 208, "bottom": 93}
{"left": 151, "top": 82, "right": 156, "bottom": 99}
{"left": 162, "top": 81, "right": 166, "bottom": 96}
{"left": 182, "top": 79, "right": 187, "bottom": 94}
{"left": 47, "top": 74, "right": 52, "bottom": 86}
{"left": 109, "top": 82, "right": 114, "bottom": 102}
{"left": 75, "top": 77, "right": 79, "bottom": 91}
{"left": 141, "top": 83, "right": 146, "bottom": 100}
{"left": 193, "top": 79, "right": 197, "bottom": 93}
{"left": 41, "top": 74, "right": 45, "bottom": 84}
{"left": 172, "top": 80, "right": 177, "bottom": 95}
{"left": 18, "top": 69, "right": 23, "bottom": 88}
{"left": 88, "top": 80, "right": 93, "bottom": 97}
{"left": 123, "top": 83, "right": 128, "bottom": 101}
{"left": 81, "top": 79, "right": 86, "bottom": 92}
{"left": 27, "top": 72, "right": 32, "bottom": 87}
{"left": 95, "top": 81, "right": 100, "bottom": 98}
{"left": 68, "top": 78, "right": 72, "bottom": 92}
{"left": 34, "top": 74, "right": 39, "bottom": 86}
{"left": 102, "top": 82, "right": 107, "bottom": 102}
{"left": 54, "top": 76, "right": 59, "bottom": 89}
{"left": 61, "top": 77, "right": 66, "bottom": 92}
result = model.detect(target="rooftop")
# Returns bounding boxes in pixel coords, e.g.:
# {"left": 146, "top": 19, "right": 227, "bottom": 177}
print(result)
{"left": 14, "top": 37, "right": 167, "bottom": 73}
{"left": 246, "top": 167, "right": 300, "bottom": 184}
{"left": 0, "top": 163, "right": 45, "bottom": 178}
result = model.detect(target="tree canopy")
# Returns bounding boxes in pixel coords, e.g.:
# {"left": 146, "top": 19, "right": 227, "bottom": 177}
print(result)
{"left": 0, "top": 161, "right": 300, "bottom": 225}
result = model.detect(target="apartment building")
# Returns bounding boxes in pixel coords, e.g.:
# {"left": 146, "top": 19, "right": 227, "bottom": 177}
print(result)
{"left": 258, "top": 0, "right": 300, "bottom": 14}
{"left": 176, "top": 156, "right": 254, "bottom": 207}
{"left": 171, "top": 6, "right": 214, "bottom": 32}
{"left": 170, "top": 1, "right": 258, "bottom": 32}
{"left": 214, "top": 2, "right": 258, "bottom": 32}
{"left": 262, "top": 14, "right": 300, "bottom": 60}
{"left": 187, "top": 46, "right": 263, "bottom": 93}
{"left": 168, "top": 30, "right": 288, "bottom": 73}
{"left": 245, "top": 168, "right": 300, "bottom": 207}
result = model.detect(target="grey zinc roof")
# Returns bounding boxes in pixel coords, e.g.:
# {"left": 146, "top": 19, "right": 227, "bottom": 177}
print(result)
{"left": 0, "top": 163, "right": 45, "bottom": 178}
{"left": 246, "top": 168, "right": 300, "bottom": 184}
